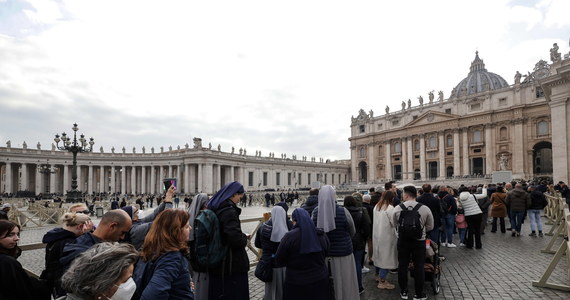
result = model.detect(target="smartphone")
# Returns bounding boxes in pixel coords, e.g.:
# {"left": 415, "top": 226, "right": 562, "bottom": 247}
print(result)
{"left": 162, "top": 178, "right": 177, "bottom": 192}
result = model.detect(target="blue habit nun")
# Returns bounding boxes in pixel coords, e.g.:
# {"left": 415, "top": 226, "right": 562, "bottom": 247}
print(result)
{"left": 275, "top": 208, "right": 333, "bottom": 300}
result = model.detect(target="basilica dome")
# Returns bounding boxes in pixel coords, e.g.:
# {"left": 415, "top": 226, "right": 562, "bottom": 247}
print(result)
{"left": 451, "top": 51, "right": 509, "bottom": 98}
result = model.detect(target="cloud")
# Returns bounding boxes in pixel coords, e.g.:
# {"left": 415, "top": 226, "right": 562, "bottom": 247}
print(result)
{"left": 1, "top": 0, "right": 569, "bottom": 161}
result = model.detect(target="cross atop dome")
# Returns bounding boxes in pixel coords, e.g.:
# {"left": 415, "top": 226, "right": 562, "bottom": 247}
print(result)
{"left": 470, "top": 51, "right": 487, "bottom": 73}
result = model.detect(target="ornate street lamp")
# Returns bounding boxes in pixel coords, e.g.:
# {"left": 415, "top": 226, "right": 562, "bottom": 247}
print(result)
{"left": 54, "top": 123, "right": 94, "bottom": 202}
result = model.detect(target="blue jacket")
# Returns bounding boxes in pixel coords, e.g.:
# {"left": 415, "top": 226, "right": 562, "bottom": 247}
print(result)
{"left": 134, "top": 251, "right": 194, "bottom": 300}
{"left": 59, "top": 233, "right": 102, "bottom": 270}
{"left": 312, "top": 206, "right": 353, "bottom": 257}
{"left": 301, "top": 195, "right": 318, "bottom": 216}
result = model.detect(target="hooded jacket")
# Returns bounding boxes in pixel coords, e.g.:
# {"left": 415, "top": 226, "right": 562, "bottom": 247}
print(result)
{"left": 301, "top": 195, "right": 318, "bottom": 216}
{"left": 40, "top": 228, "right": 77, "bottom": 285}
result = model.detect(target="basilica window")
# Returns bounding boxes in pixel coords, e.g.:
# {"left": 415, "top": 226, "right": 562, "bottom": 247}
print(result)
{"left": 499, "top": 127, "right": 508, "bottom": 140}
{"left": 537, "top": 121, "right": 548, "bottom": 136}
{"left": 536, "top": 87, "right": 544, "bottom": 98}
{"left": 392, "top": 120, "right": 400, "bottom": 126}
{"left": 359, "top": 125, "right": 365, "bottom": 133}
{"left": 394, "top": 142, "right": 402, "bottom": 153}
{"left": 359, "top": 147, "right": 365, "bottom": 158}
{"left": 414, "top": 139, "right": 420, "bottom": 151}
{"left": 428, "top": 136, "right": 437, "bottom": 148}
{"left": 472, "top": 130, "right": 482, "bottom": 143}
{"left": 446, "top": 135, "right": 453, "bottom": 147}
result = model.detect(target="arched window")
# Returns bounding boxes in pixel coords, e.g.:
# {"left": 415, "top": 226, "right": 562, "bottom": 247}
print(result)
{"left": 414, "top": 139, "right": 420, "bottom": 151}
{"left": 446, "top": 135, "right": 453, "bottom": 147}
{"left": 537, "top": 121, "right": 548, "bottom": 136}
{"left": 500, "top": 126, "right": 508, "bottom": 140}
{"left": 394, "top": 142, "right": 401, "bottom": 153}
{"left": 473, "top": 130, "right": 482, "bottom": 143}
{"left": 359, "top": 147, "right": 365, "bottom": 158}
{"left": 428, "top": 136, "right": 437, "bottom": 148}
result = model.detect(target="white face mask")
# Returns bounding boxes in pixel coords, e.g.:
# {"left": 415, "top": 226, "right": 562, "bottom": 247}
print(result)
{"left": 110, "top": 277, "right": 136, "bottom": 300}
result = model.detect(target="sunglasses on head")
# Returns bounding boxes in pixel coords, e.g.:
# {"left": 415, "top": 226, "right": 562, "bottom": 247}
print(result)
{"left": 78, "top": 210, "right": 90, "bottom": 214}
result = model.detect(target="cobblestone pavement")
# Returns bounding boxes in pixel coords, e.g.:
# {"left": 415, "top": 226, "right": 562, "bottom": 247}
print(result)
{"left": 18, "top": 206, "right": 570, "bottom": 299}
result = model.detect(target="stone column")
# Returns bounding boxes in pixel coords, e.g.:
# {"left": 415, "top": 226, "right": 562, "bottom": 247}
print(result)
{"left": 184, "top": 164, "right": 190, "bottom": 194}
{"left": 168, "top": 165, "right": 173, "bottom": 178}
{"left": 110, "top": 166, "right": 116, "bottom": 194}
{"left": 401, "top": 139, "right": 407, "bottom": 180}
{"left": 20, "top": 163, "right": 28, "bottom": 191}
{"left": 384, "top": 140, "right": 391, "bottom": 180}
{"left": 230, "top": 166, "right": 235, "bottom": 182}
{"left": 419, "top": 134, "right": 426, "bottom": 180}
{"left": 549, "top": 99, "right": 569, "bottom": 183}
{"left": 63, "top": 165, "right": 70, "bottom": 192}
{"left": 121, "top": 166, "right": 126, "bottom": 195}
{"left": 77, "top": 165, "right": 83, "bottom": 192}
{"left": 88, "top": 165, "right": 94, "bottom": 194}
{"left": 351, "top": 146, "right": 358, "bottom": 183}
{"left": 197, "top": 164, "right": 203, "bottom": 193}
{"left": 367, "top": 142, "right": 376, "bottom": 183}
{"left": 438, "top": 132, "right": 446, "bottom": 180}
{"left": 150, "top": 166, "right": 156, "bottom": 195}
{"left": 203, "top": 163, "right": 213, "bottom": 193}
{"left": 189, "top": 164, "right": 196, "bottom": 193}
{"left": 35, "top": 165, "right": 42, "bottom": 194}
{"left": 462, "top": 129, "right": 470, "bottom": 175}
{"left": 99, "top": 166, "right": 105, "bottom": 193}
{"left": 176, "top": 165, "right": 181, "bottom": 191}
{"left": 141, "top": 166, "right": 147, "bottom": 194}
{"left": 453, "top": 129, "right": 460, "bottom": 178}
{"left": 131, "top": 166, "right": 137, "bottom": 194}
{"left": 4, "top": 163, "right": 12, "bottom": 194}
{"left": 512, "top": 119, "right": 525, "bottom": 177}
{"left": 485, "top": 124, "right": 494, "bottom": 174}
{"left": 407, "top": 137, "right": 414, "bottom": 179}
{"left": 49, "top": 170, "right": 55, "bottom": 194}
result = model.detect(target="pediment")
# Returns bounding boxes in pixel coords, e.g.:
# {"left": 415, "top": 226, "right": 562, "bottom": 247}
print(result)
{"left": 405, "top": 111, "right": 459, "bottom": 127}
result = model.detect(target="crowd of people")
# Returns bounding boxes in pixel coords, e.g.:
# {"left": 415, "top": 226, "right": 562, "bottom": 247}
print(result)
{"left": 0, "top": 178, "right": 566, "bottom": 300}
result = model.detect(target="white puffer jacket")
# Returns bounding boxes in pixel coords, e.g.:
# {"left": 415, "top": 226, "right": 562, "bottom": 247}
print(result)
{"left": 458, "top": 188, "right": 487, "bottom": 216}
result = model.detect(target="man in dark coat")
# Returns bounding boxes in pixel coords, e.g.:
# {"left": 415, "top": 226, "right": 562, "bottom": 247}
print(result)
{"left": 301, "top": 188, "right": 319, "bottom": 217}
{"left": 416, "top": 184, "right": 441, "bottom": 242}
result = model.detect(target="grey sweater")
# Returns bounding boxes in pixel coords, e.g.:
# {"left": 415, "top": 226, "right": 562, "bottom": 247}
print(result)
{"left": 392, "top": 200, "right": 434, "bottom": 241}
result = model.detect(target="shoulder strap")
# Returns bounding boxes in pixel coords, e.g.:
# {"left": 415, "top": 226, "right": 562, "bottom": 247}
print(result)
{"left": 399, "top": 203, "right": 406, "bottom": 210}
{"left": 412, "top": 203, "right": 422, "bottom": 212}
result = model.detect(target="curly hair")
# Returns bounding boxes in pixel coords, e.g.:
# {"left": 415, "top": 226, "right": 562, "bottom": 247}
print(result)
{"left": 61, "top": 242, "right": 137, "bottom": 298}
{"left": 140, "top": 209, "right": 189, "bottom": 261}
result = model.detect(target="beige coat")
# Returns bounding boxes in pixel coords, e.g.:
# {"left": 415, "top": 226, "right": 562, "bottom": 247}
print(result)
{"left": 372, "top": 205, "right": 398, "bottom": 270}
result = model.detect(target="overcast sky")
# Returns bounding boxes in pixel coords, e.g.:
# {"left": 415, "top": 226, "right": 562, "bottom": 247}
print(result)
{"left": 1, "top": 0, "right": 569, "bottom": 161}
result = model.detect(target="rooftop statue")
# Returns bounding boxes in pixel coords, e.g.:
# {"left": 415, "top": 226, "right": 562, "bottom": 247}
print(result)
{"left": 401, "top": 101, "right": 406, "bottom": 111}
{"left": 385, "top": 105, "right": 390, "bottom": 114}
{"left": 428, "top": 91, "right": 434, "bottom": 103}
{"left": 418, "top": 96, "right": 424, "bottom": 106}
{"left": 514, "top": 71, "right": 522, "bottom": 84}
{"left": 438, "top": 90, "right": 444, "bottom": 102}
{"left": 37, "top": 142, "right": 41, "bottom": 150}
{"left": 407, "top": 99, "right": 411, "bottom": 109}
{"left": 142, "top": 146, "right": 146, "bottom": 153}
{"left": 550, "top": 43, "right": 561, "bottom": 63}
{"left": 23, "top": 141, "right": 27, "bottom": 149}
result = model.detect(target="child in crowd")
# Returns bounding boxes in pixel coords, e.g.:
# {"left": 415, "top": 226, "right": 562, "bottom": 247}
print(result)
{"left": 455, "top": 208, "right": 467, "bottom": 246}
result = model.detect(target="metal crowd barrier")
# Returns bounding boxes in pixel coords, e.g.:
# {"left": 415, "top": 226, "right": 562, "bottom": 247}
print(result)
{"left": 532, "top": 193, "right": 570, "bottom": 291}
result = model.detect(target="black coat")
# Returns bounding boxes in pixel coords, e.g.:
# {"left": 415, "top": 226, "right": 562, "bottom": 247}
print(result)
{"left": 346, "top": 206, "right": 371, "bottom": 250}
{"left": 0, "top": 251, "right": 50, "bottom": 300}
{"left": 417, "top": 193, "right": 441, "bottom": 228}
{"left": 274, "top": 227, "right": 330, "bottom": 285}
{"left": 40, "top": 228, "right": 77, "bottom": 296}
{"left": 209, "top": 199, "right": 250, "bottom": 275}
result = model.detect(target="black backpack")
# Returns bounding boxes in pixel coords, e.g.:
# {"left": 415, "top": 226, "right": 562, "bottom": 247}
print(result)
{"left": 398, "top": 203, "right": 423, "bottom": 241}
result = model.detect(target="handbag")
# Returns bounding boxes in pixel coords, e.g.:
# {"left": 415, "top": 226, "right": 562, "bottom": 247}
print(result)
{"left": 254, "top": 257, "right": 273, "bottom": 282}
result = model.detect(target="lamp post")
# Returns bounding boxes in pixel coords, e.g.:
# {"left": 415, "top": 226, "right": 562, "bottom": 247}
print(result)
{"left": 37, "top": 160, "right": 57, "bottom": 195}
{"left": 54, "top": 123, "right": 94, "bottom": 202}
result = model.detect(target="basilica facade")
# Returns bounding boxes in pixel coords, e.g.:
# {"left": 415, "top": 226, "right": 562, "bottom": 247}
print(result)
{"left": 350, "top": 43, "right": 570, "bottom": 185}
{"left": 0, "top": 138, "right": 350, "bottom": 195}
